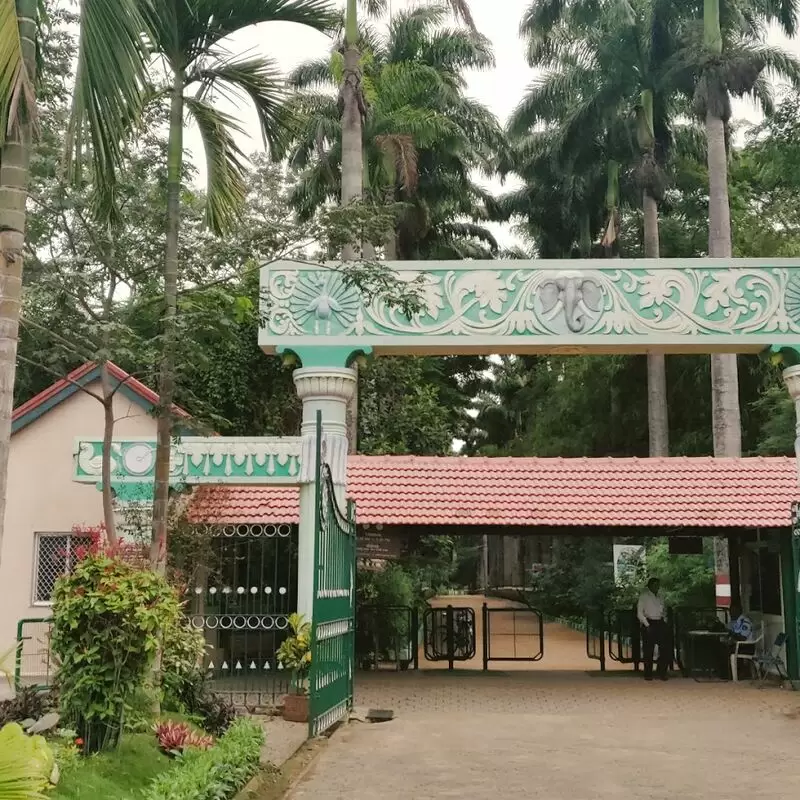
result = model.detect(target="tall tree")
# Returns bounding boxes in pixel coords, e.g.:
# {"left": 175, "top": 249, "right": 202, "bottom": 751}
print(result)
{"left": 514, "top": 0, "right": 694, "bottom": 455}
{"left": 142, "top": 0, "right": 335, "bottom": 571}
{"left": 283, "top": 5, "right": 500, "bottom": 259}
{"left": 0, "top": 0, "right": 153, "bottom": 566}
{"left": 332, "top": 0, "right": 482, "bottom": 451}
{"left": 692, "top": 0, "right": 800, "bottom": 580}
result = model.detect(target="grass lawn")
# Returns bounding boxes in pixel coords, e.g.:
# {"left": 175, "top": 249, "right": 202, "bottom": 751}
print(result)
{"left": 53, "top": 733, "right": 172, "bottom": 800}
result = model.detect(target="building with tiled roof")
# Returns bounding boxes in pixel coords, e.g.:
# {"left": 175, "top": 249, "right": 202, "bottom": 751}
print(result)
{"left": 189, "top": 454, "right": 798, "bottom": 530}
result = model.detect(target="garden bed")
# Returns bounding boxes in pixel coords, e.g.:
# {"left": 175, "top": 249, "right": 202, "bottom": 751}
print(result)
{"left": 51, "top": 718, "right": 264, "bottom": 800}
{"left": 53, "top": 733, "right": 171, "bottom": 800}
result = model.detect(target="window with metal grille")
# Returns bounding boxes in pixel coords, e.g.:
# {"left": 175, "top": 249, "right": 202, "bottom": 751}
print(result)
{"left": 33, "top": 533, "right": 93, "bottom": 603}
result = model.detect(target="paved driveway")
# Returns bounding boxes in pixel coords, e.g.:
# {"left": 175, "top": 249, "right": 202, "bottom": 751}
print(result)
{"left": 289, "top": 672, "right": 800, "bottom": 800}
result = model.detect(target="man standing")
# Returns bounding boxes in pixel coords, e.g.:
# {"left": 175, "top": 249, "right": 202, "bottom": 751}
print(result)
{"left": 637, "top": 577, "right": 669, "bottom": 681}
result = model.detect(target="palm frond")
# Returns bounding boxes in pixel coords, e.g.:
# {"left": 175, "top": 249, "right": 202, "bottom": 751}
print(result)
{"left": 376, "top": 132, "right": 418, "bottom": 191}
{"left": 444, "top": 0, "right": 478, "bottom": 34}
{"left": 65, "top": 0, "right": 154, "bottom": 223}
{"left": 191, "top": 52, "right": 290, "bottom": 153}
{"left": 185, "top": 96, "right": 248, "bottom": 235}
{"left": 196, "top": 0, "right": 337, "bottom": 44}
{"left": 287, "top": 56, "right": 334, "bottom": 89}
{"left": 0, "top": 0, "right": 36, "bottom": 145}
{"left": 360, "top": 0, "right": 388, "bottom": 16}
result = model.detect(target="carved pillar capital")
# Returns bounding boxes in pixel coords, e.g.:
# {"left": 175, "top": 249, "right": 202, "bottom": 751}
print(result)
{"left": 293, "top": 367, "right": 357, "bottom": 404}
{"left": 294, "top": 367, "right": 356, "bottom": 488}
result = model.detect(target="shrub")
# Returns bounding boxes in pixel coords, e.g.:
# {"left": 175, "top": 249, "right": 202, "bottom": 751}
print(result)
{"left": 51, "top": 552, "right": 180, "bottom": 752}
{"left": 143, "top": 718, "right": 264, "bottom": 800}
{"left": 161, "top": 622, "right": 207, "bottom": 706}
{"left": 0, "top": 687, "right": 56, "bottom": 727}
{"left": 169, "top": 668, "right": 237, "bottom": 737}
{"left": 154, "top": 721, "right": 213, "bottom": 756}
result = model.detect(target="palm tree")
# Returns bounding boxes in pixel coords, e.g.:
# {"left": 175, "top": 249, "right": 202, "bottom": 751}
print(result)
{"left": 303, "top": 0, "right": 486, "bottom": 451}
{"left": 0, "top": 0, "right": 152, "bottom": 566}
{"left": 282, "top": 5, "right": 501, "bottom": 258}
{"left": 695, "top": 0, "right": 800, "bottom": 460}
{"left": 513, "top": 0, "right": 693, "bottom": 456}
{"left": 144, "top": 0, "right": 336, "bottom": 571}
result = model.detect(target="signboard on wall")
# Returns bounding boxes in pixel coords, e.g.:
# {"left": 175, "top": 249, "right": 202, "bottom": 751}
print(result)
{"left": 357, "top": 528, "right": 406, "bottom": 562}
{"left": 613, "top": 544, "right": 644, "bottom": 585}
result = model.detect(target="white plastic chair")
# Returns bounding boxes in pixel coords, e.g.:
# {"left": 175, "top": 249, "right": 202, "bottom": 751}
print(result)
{"left": 730, "top": 623, "right": 764, "bottom": 682}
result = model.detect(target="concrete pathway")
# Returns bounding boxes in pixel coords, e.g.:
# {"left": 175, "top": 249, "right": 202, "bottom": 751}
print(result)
{"left": 290, "top": 674, "right": 800, "bottom": 799}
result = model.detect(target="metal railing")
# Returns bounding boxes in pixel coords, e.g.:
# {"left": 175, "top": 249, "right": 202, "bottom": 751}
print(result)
{"left": 423, "top": 606, "right": 476, "bottom": 670}
{"left": 14, "top": 617, "right": 54, "bottom": 691}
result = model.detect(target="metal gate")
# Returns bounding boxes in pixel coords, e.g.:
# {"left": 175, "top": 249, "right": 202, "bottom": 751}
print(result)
{"left": 482, "top": 604, "right": 543, "bottom": 669}
{"left": 606, "top": 608, "right": 641, "bottom": 666}
{"left": 308, "top": 439, "right": 357, "bottom": 737}
{"left": 586, "top": 608, "right": 606, "bottom": 671}
{"left": 422, "top": 606, "right": 476, "bottom": 669}
{"left": 585, "top": 607, "right": 641, "bottom": 671}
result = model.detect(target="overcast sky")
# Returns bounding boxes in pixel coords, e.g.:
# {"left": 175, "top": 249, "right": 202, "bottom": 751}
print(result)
{"left": 188, "top": 0, "right": 800, "bottom": 248}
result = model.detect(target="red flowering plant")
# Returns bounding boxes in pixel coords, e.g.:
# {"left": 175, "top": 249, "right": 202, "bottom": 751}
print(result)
{"left": 69, "top": 522, "right": 150, "bottom": 566}
{"left": 153, "top": 720, "right": 213, "bottom": 757}
{"left": 50, "top": 538, "right": 180, "bottom": 753}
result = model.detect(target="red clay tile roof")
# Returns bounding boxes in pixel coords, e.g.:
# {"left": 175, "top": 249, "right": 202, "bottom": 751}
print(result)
{"left": 13, "top": 361, "right": 189, "bottom": 428}
{"left": 188, "top": 455, "right": 799, "bottom": 529}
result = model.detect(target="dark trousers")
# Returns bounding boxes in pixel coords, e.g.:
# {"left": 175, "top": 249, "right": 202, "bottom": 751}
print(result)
{"left": 642, "top": 619, "right": 669, "bottom": 678}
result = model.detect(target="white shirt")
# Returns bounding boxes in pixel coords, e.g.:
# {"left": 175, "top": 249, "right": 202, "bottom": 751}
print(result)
{"left": 637, "top": 589, "right": 665, "bottom": 626}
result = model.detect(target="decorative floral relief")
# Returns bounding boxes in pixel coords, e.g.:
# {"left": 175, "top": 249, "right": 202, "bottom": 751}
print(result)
{"left": 264, "top": 264, "right": 800, "bottom": 339}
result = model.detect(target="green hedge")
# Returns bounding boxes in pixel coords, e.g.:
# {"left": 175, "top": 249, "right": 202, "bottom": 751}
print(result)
{"left": 143, "top": 718, "right": 264, "bottom": 800}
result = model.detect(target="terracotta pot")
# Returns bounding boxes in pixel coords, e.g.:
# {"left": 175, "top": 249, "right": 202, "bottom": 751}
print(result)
{"left": 283, "top": 692, "right": 309, "bottom": 723}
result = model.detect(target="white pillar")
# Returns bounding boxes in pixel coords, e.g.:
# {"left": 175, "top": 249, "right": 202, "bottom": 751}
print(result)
{"left": 294, "top": 367, "right": 357, "bottom": 621}
{"left": 785, "top": 365, "right": 800, "bottom": 484}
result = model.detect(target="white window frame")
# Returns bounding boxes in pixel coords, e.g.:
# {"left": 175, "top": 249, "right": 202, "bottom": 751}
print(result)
{"left": 31, "top": 531, "right": 91, "bottom": 606}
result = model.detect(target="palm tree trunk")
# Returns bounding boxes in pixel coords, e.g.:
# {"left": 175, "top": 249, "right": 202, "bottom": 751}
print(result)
{"left": 341, "top": 0, "right": 362, "bottom": 453}
{"left": 0, "top": 2, "right": 37, "bottom": 569}
{"left": 643, "top": 189, "right": 668, "bottom": 457}
{"left": 151, "top": 70, "right": 184, "bottom": 572}
{"left": 706, "top": 106, "right": 741, "bottom": 462}
{"left": 704, "top": 0, "right": 739, "bottom": 591}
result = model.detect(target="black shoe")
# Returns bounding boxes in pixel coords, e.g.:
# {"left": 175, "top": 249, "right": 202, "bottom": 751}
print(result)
{"left": 658, "top": 675, "right": 668, "bottom": 682}
{"left": 644, "top": 676, "right": 653, "bottom": 681}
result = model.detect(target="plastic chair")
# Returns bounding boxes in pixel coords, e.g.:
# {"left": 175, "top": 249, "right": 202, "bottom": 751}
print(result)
{"left": 730, "top": 623, "right": 764, "bottom": 682}
{"left": 753, "top": 633, "right": 788, "bottom": 682}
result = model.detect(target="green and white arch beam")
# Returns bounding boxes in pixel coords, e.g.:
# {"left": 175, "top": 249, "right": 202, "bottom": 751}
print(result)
{"left": 259, "top": 258, "right": 800, "bottom": 365}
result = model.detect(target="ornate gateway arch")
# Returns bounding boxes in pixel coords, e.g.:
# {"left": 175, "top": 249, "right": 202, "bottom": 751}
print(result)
{"left": 73, "top": 257, "right": 800, "bottom": 726}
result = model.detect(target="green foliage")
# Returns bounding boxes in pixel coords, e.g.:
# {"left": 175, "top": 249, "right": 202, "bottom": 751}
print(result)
{"left": 357, "top": 563, "right": 416, "bottom": 609}
{"left": 276, "top": 614, "right": 311, "bottom": 693}
{"left": 616, "top": 540, "right": 715, "bottom": 609}
{"left": 142, "top": 719, "right": 264, "bottom": 800}
{"left": 168, "top": 672, "right": 237, "bottom": 738}
{"left": 51, "top": 732, "right": 171, "bottom": 800}
{"left": 358, "top": 358, "right": 454, "bottom": 455}
{"left": 51, "top": 554, "right": 181, "bottom": 735}
{"left": 523, "top": 539, "right": 617, "bottom": 618}
{"left": 160, "top": 623, "right": 207, "bottom": 711}
{"left": 0, "top": 723, "right": 52, "bottom": 800}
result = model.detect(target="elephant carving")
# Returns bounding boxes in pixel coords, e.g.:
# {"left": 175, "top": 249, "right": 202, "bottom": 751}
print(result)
{"left": 538, "top": 276, "right": 603, "bottom": 333}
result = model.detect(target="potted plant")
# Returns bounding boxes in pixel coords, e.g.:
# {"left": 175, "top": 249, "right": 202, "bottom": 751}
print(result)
{"left": 277, "top": 613, "right": 311, "bottom": 723}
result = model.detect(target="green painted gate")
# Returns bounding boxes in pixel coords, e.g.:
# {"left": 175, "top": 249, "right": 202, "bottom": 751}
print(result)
{"left": 308, "top": 421, "right": 357, "bottom": 737}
